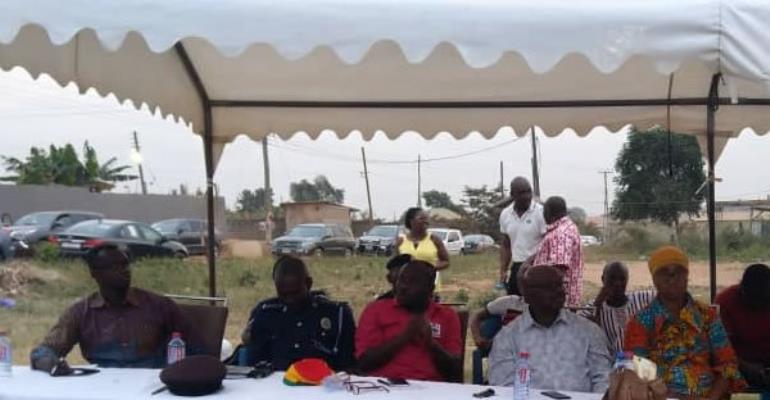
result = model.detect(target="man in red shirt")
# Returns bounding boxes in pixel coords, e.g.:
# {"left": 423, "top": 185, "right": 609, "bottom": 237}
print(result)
{"left": 716, "top": 263, "right": 770, "bottom": 392}
{"left": 355, "top": 260, "right": 462, "bottom": 382}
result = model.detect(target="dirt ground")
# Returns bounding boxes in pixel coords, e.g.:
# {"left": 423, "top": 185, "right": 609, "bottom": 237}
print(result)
{"left": 583, "top": 260, "right": 746, "bottom": 291}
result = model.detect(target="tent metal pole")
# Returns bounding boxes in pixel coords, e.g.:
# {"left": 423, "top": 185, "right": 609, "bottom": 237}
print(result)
{"left": 175, "top": 42, "right": 217, "bottom": 298}
{"left": 706, "top": 74, "right": 721, "bottom": 303}
{"left": 203, "top": 109, "right": 216, "bottom": 299}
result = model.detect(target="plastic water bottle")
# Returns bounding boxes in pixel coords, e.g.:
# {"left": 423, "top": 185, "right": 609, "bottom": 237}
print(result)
{"left": 513, "top": 351, "right": 531, "bottom": 400}
{"left": 166, "top": 332, "right": 185, "bottom": 365}
{"left": 0, "top": 330, "right": 11, "bottom": 377}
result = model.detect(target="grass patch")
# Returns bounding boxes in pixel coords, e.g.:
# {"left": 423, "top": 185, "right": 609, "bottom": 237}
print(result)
{"left": 0, "top": 253, "right": 502, "bottom": 365}
{"left": 0, "top": 251, "right": 718, "bottom": 375}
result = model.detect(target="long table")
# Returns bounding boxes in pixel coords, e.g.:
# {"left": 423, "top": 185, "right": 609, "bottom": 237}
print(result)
{"left": 1, "top": 367, "right": 603, "bottom": 400}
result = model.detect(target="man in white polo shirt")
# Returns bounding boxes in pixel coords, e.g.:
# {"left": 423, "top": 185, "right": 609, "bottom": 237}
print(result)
{"left": 498, "top": 177, "right": 546, "bottom": 295}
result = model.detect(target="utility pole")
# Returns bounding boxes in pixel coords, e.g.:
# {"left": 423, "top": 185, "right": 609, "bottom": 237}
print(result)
{"left": 262, "top": 135, "right": 273, "bottom": 244}
{"left": 132, "top": 131, "right": 148, "bottom": 195}
{"left": 361, "top": 147, "right": 374, "bottom": 223}
{"left": 499, "top": 161, "right": 505, "bottom": 198}
{"left": 600, "top": 170, "right": 612, "bottom": 242}
{"left": 417, "top": 154, "right": 422, "bottom": 207}
{"left": 530, "top": 127, "right": 541, "bottom": 199}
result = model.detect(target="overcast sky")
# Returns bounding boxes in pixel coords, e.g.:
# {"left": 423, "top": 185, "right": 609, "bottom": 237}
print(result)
{"left": 2, "top": 69, "right": 770, "bottom": 220}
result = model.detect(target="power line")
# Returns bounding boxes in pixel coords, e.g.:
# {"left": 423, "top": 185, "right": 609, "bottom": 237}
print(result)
{"left": 372, "top": 137, "right": 525, "bottom": 164}
{"left": 0, "top": 81, "right": 141, "bottom": 119}
{"left": 267, "top": 136, "right": 524, "bottom": 165}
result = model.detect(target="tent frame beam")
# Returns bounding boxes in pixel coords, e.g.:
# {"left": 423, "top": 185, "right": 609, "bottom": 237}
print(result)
{"left": 175, "top": 42, "right": 218, "bottom": 298}
{"left": 208, "top": 97, "right": 770, "bottom": 109}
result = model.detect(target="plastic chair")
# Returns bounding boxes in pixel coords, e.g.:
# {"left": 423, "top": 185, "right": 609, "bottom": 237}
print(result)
{"left": 441, "top": 302, "right": 469, "bottom": 383}
{"left": 166, "top": 294, "right": 229, "bottom": 359}
{"left": 455, "top": 308, "right": 469, "bottom": 382}
{"left": 471, "top": 315, "right": 502, "bottom": 384}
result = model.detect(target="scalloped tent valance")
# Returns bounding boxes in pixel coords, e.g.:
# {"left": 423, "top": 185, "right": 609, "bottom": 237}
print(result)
{"left": 2, "top": 0, "right": 770, "bottom": 170}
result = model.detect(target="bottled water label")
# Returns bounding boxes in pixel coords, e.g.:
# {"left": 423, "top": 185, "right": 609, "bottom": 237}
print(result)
{"left": 166, "top": 333, "right": 185, "bottom": 365}
{"left": 513, "top": 352, "right": 531, "bottom": 400}
{"left": 167, "top": 345, "right": 185, "bottom": 365}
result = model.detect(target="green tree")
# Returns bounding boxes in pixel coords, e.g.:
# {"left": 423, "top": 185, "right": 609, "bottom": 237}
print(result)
{"left": 461, "top": 185, "right": 504, "bottom": 237}
{"left": 312, "top": 175, "right": 344, "bottom": 203}
{"left": 289, "top": 175, "right": 345, "bottom": 203}
{"left": 170, "top": 184, "right": 190, "bottom": 196}
{"left": 568, "top": 207, "right": 588, "bottom": 225}
{"left": 568, "top": 206, "right": 601, "bottom": 236}
{"left": 612, "top": 127, "right": 706, "bottom": 239}
{"left": 2, "top": 141, "right": 137, "bottom": 188}
{"left": 96, "top": 157, "right": 136, "bottom": 183}
{"left": 422, "top": 190, "right": 465, "bottom": 215}
{"left": 236, "top": 188, "right": 273, "bottom": 214}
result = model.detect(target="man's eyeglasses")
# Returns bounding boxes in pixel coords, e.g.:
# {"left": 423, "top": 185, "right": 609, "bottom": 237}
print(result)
{"left": 324, "top": 372, "right": 390, "bottom": 395}
{"left": 343, "top": 380, "right": 390, "bottom": 395}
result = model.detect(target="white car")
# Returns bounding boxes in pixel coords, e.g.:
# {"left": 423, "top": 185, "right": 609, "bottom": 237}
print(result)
{"left": 428, "top": 228, "right": 465, "bottom": 255}
{"left": 580, "top": 235, "right": 600, "bottom": 246}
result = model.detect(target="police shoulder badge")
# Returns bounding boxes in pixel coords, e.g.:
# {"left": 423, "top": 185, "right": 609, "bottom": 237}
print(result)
{"left": 320, "top": 317, "right": 332, "bottom": 330}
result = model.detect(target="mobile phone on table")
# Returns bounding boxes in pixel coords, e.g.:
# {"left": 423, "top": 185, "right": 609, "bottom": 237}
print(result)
{"left": 472, "top": 388, "right": 495, "bottom": 398}
{"left": 377, "top": 377, "right": 409, "bottom": 386}
{"left": 541, "top": 391, "right": 571, "bottom": 400}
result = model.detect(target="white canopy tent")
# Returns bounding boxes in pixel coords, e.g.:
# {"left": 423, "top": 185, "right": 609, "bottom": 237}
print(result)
{"left": 2, "top": 0, "right": 770, "bottom": 298}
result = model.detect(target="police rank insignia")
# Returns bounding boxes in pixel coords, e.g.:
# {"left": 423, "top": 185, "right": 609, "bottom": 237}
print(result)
{"left": 320, "top": 317, "right": 332, "bottom": 330}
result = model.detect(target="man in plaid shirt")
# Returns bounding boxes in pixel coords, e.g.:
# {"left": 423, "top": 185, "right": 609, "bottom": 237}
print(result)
{"left": 533, "top": 196, "right": 584, "bottom": 307}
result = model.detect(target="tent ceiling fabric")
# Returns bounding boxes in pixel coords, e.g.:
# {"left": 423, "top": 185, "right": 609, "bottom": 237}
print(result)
{"left": 2, "top": 0, "right": 770, "bottom": 169}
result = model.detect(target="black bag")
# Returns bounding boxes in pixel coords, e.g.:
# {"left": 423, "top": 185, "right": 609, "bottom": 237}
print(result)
{"left": 160, "top": 355, "right": 227, "bottom": 396}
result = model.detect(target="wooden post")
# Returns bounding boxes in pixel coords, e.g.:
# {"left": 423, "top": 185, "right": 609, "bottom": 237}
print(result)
{"left": 262, "top": 136, "right": 272, "bottom": 244}
{"left": 361, "top": 147, "right": 374, "bottom": 223}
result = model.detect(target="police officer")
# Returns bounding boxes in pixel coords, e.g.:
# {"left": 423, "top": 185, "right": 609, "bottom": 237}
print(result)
{"left": 243, "top": 256, "right": 356, "bottom": 371}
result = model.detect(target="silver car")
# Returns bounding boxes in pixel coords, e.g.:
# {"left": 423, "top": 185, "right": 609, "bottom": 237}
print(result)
{"left": 7, "top": 211, "right": 103, "bottom": 255}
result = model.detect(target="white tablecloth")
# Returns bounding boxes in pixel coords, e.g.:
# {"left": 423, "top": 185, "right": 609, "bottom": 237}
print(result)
{"left": 1, "top": 367, "right": 602, "bottom": 400}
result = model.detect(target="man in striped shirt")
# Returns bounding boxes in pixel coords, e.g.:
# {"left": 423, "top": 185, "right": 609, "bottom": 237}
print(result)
{"left": 580, "top": 262, "right": 655, "bottom": 355}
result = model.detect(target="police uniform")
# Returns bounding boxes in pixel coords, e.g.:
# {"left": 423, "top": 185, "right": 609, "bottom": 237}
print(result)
{"left": 245, "top": 294, "right": 356, "bottom": 371}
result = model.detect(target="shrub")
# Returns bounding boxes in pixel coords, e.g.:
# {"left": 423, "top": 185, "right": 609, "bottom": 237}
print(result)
{"left": 454, "top": 288, "right": 470, "bottom": 303}
{"left": 33, "top": 242, "right": 60, "bottom": 264}
{"left": 605, "top": 224, "right": 666, "bottom": 256}
{"left": 471, "top": 290, "right": 499, "bottom": 309}
{"left": 238, "top": 270, "right": 258, "bottom": 287}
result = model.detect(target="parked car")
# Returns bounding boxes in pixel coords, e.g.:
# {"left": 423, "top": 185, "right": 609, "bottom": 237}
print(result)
{"left": 463, "top": 234, "right": 498, "bottom": 254}
{"left": 54, "top": 219, "right": 189, "bottom": 259}
{"left": 581, "top": 235, "right": 600, "bottom": 247}
{"left": 152, "top": 218, "right": 222, "bottom": 256}
{"left": 0, "top": 227, "right": 13, "bottom": 261}
{"left": 271, "top": 223, "right": 356, "bottom": 257}
{"left": 356, "top": 224, "right": 404, "bottom": 256}
{"left": 428, "top": 228, "right": 465, "bottom": 255}
{"left": 7, "top": 211, "right": 103, "bottom": 255}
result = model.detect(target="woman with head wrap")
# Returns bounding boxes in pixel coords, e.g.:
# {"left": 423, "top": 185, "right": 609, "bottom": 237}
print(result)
{"left": 624, "top": 245, "right": 745, "bottom": 399}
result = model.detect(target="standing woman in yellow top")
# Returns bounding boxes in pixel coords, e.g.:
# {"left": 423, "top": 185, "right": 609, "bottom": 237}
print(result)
{"left": 395, "top": 208, "right": 450, "bottom": 285}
